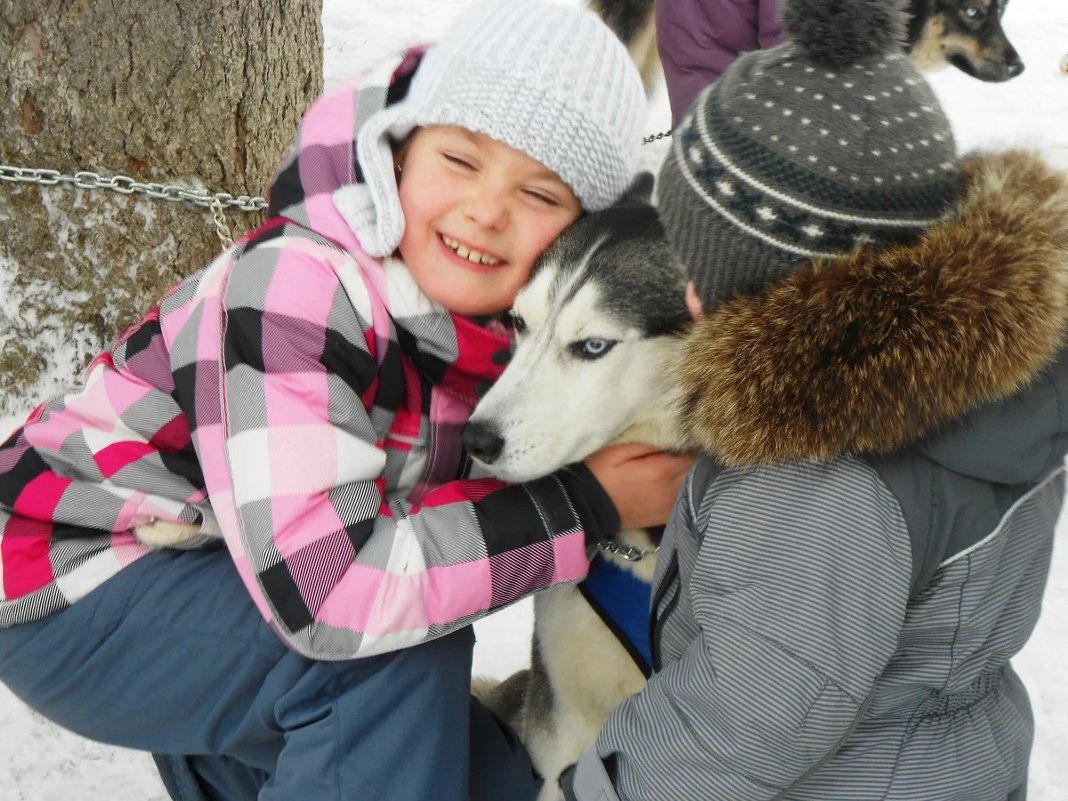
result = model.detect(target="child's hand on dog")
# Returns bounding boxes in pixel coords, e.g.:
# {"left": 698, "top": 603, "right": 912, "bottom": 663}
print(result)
{"left": 585, "top": 443, "right": 695, "bottom": 530}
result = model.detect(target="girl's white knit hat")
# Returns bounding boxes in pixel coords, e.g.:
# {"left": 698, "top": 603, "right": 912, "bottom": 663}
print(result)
{"left": 352, "top": 0, "right": 646, "bottom": 257}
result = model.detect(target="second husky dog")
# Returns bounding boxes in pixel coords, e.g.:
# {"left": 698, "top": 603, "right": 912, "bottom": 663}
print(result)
{"left": 906, "top": 0, "right": 1024, "bottom": 81}
{"left": 463, "top": 177, "right": 692, "bottom": 797}
{"left": 592, "top": 0, "right": 1024, "bottom": 83}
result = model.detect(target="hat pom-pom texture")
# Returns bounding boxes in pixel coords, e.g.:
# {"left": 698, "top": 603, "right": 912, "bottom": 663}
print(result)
{"left": 781, "top": 0, "right": 909, "bottom": 67}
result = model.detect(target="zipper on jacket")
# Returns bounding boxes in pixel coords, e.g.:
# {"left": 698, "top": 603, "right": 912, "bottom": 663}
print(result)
{"left": 648, "top": 552, "right": 680, "bottom": 673}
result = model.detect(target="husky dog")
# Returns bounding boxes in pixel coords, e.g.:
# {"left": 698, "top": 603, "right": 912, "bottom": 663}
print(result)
{"left": 906, "top": 0, "right": 1024, "bottom": 81}
{"left": 590, "top": 0, "right": 1024, "bottom": 83}
{"left": 463, "top": 176, "right": 691, "bottom": 798}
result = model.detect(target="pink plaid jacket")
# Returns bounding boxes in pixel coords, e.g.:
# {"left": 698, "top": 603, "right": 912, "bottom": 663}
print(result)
{"left": 0, "top": 51, "right": 607, "bottom": 659}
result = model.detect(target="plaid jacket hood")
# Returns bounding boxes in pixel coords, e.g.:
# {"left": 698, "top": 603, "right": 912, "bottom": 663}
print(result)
{"left": 0, "top": 53, "right": 612, "bottom": 659}
{"left": 268, "top": 48, "right": 424, "bottom": 259}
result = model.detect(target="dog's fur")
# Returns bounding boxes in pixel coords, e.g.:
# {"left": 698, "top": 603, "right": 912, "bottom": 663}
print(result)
{"left": 585, "top": 0, "right": 661, "bottom": 92}
{"left": 590, "top": 0, "right": 1024, "bottom": 84}
{"left": 464, "top": 178, "right": 691, "bottom": 798}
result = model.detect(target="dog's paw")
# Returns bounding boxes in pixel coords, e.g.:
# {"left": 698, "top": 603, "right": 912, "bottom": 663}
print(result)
{"left": 134, "top": 519, "right": 201, "bottom": 548}
{"left": 1060, "top": 53, "right": 1068, "bottom": 75}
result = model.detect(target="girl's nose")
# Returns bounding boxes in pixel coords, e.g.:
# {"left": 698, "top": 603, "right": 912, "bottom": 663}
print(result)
{"left": 464, "top": 186, "right": 509, "bottom": 231}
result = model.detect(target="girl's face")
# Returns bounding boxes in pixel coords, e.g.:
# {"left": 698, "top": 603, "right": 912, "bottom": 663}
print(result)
{"left": 396, "top": 126, "right": 582, "bottom": 316}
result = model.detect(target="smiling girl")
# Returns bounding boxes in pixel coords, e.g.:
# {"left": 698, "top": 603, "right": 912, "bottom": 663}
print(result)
{"left": 0, "top": 2, "right": 691, "bottom": 799}
{"left": 395, "top": 126, "right": 582, "bottom": 317}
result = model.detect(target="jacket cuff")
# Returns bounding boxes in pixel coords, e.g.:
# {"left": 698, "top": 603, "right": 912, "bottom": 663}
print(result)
{"left": 557, "top": 463, "right": 621, "bottom": 548}
{"left": 559, "top": 747, "right": 621, "bottom": 801}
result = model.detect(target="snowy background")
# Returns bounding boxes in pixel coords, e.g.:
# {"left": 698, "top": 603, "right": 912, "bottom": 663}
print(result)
{"left": 1, "top": 0, "right": 1067, "bottom": 798}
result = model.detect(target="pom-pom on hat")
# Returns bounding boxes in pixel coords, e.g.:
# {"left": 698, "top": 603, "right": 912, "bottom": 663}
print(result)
{"left": 354, "top": 0, "right": 647, "bottom": 258}
{"left": 657, "top": 0, "right": 961, "bottom": 310}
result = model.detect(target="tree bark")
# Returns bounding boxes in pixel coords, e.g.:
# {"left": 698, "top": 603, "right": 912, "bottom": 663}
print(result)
{"left": 0, "top": 0, "right": 323, "bottom": 415}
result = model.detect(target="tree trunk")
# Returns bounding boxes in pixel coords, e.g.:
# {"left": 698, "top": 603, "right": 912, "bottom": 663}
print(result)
{"left": 0, "top": 0, "right": 323, "bottom": 416}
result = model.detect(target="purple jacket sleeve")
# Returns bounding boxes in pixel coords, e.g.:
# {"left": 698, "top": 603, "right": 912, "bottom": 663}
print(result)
{"left": 656, "top": 0, "right": 787, "bottom": 126}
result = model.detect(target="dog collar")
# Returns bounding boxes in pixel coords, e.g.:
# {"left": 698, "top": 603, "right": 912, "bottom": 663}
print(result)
{"left": 579, "top": 556, "right": 654, "bottom": 676}
{"left": 597, "top": 538, "right": 659, "bottom": 562}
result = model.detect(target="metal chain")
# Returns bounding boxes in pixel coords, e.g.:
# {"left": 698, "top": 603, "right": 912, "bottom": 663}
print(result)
{"left": 642, "top": 129, "right": 672, "bottom": 145}
{"left": 210, "top": 196, "right": 235, "bottom": 248}
{"left": 0, "top": 164, "right": 266, "bottom": 248}
{"left": 597, "top": 538, "right": 660, "bottom": 562}
{"left": 0, "top": 165, "right": 267, "bottom": 211}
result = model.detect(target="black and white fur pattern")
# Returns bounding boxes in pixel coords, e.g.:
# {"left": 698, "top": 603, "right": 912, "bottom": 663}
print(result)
{"left": 585, "top": 0, "right": 661, "bottom": 92}
{"left": 590, "top": 0, "right": 1024, "bottom": 84}
{"left": 464, "top": 177, "right": 691, "bottom": 798}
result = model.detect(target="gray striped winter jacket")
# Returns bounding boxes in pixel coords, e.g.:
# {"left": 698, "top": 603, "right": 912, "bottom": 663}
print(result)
{"left": 564, "top": 151, "right": 1068, "bottom": 800}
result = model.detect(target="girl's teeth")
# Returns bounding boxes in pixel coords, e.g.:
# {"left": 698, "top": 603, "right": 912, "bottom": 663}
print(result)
{"left": 442, "top": 235, "right": 500, "bottom": 266}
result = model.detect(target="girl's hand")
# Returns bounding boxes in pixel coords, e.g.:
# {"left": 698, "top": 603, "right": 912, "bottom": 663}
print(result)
{"left": 584, "top": 443, "right": 695, "bottom": 530}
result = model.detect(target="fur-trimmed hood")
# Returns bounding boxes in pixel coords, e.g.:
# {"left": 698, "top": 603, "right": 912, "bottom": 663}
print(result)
{"left": 680, "top": 151, "right": 1068, "bottom": 476}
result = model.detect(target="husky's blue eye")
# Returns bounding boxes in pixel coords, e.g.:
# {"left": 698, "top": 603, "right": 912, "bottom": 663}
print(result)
{"left": 571, "top": 338, "right": 616, "bottom": 360}
{"left": 963, "top": 5, "right": 984, "bottom": 19}
{"left": 584, "top": 339, "right": 608, "bottom": 356}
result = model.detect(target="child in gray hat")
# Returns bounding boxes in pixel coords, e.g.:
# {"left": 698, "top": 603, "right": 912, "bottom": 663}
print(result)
{"left": 559, "top": 0, "right": 1068, "bottom": 799}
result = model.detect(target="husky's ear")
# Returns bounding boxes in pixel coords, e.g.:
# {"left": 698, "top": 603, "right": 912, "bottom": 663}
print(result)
{"left": 619, "top": 172, "right": 655, "bottom": 206}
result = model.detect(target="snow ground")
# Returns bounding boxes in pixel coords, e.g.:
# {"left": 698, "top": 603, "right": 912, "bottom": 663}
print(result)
{"left": 1, "top": 0, "right": 1067, "bottom": 798}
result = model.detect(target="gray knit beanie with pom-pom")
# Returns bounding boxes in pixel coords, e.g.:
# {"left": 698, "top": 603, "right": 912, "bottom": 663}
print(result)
{"left": 657, "top": 0, "right": 961, "bottom": 310}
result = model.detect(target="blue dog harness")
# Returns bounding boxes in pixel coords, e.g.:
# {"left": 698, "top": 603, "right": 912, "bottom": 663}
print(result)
{"left": 578, "top": 556, "right": 653, "bottom": 677}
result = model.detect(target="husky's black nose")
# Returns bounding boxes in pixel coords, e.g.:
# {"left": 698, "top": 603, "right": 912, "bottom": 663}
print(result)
{"left": 462, "top": 421, "right": 505, "bottom": 464}
{"left": 1004, "top": 49, "right": 1025, "bottom": 79}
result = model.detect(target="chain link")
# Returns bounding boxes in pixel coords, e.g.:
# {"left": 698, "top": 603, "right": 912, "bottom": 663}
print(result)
{"left": 0, "top": 165, "right": 267, "bottom": 212}
{"left": 597, "top": 538, "right": 660, "bottom": 562}
{"left": 210, "top": 196, "right": 235, "bottom": 248}
{"left": 642, "top": 129, "right": 672, "bottom": 146}
{"left": 0, "top": 164, "right": 266, "bottom": 249}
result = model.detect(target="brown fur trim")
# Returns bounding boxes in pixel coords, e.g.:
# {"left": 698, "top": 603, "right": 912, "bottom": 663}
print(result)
{"left": 680, "top": 151, "right": 1068, "bottom": 466}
